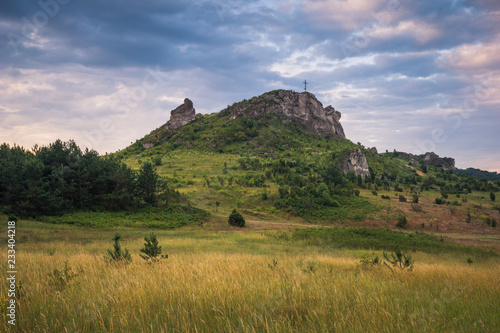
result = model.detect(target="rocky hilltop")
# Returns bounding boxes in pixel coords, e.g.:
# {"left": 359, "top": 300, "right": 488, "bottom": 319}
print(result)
{"left": 395, "top": 151, "right": 456, "bottom": 170}
{"left": 138, "top": 90, "right": 455, "bottom": 178}
{"left": 223, "top": 90, "right": 345, "bottom": 138}
{"left": 164, "top": 98, "right": 196, "bottom": 131}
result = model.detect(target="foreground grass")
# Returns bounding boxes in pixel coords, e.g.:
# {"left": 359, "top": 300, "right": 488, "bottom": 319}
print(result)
{"left": 1, "top": 220, "right": 499, "bottom": 332}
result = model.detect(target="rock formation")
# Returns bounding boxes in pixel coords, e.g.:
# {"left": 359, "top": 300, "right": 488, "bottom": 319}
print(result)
{"left": 392, "top": 151, "right": 455, "bottom": 170}
{"left": 338, "top": 148, "right": 371, "bottom": 178}
{"left": 226, "top": 90, "right": 345, "bottom": 138}
{"left": 164, "top": 98, "right": 196, "bottom": 131}
{"left": 422, "top": 152, "right": 455, "bottom": 170}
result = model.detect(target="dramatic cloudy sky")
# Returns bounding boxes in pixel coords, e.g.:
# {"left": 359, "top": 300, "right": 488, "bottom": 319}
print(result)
{"left": 1, "top": 0, "right": 499, "bottom": 171}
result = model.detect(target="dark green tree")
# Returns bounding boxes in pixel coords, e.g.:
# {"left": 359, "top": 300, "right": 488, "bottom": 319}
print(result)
{"left": 491, "top": 192, "right": 496, "bottom": 202}
{"left": 228, "top": 209, "right": 245, "bottom": 227}
{"left": 136, "top": 161, "right": 160, "bottom": 205}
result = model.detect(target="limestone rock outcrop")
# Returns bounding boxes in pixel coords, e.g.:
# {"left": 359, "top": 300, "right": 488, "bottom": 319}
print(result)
{"left": 164, "top": 98, "right": 196, "bottom": 131}
{"left": 338, "top": 148, "right": 371, "bottom": 178}
{"left": 393, "top": 151, "right": 455, "bottom": 170}
{"left": 422, "top": 152, "right": 455, "bottom": 170}
{"left": 226, "top": 90, "right": 345, "bottom": 138}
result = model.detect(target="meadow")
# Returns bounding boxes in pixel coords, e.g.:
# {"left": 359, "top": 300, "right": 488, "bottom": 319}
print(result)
{"left": 1, "top": 217, "right": 499, "bottom": 332}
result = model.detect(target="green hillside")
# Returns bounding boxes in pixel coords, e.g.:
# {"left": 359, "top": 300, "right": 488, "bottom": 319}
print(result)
{"left": 109, "top": 90, "right": 499, "bottom": 227}
{"left": 1, "top": 90, "right": 499, "bottom": 231}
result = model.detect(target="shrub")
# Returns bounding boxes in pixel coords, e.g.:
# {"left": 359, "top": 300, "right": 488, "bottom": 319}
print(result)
{"left": 359, "top": 255, "right": 380, "bottom": 270}
{"left": 8, "top": 214, "right": 18, "bottom": 222}
{"left": 228, "top": 209, "right": 245, "bottom": 227}
{"left": 381, "top": 195, "right": 390, "bottom": 199}
{"left": 396, "top": 214, "right": 408, "bottom": 228}
{"left": 383, "top": 248, "right": 414, "bottom": 272}
{"left": 49, "top": 261, "right": 79, "bottom": 291}
{"left": 399, "top": 195, "right": 407, "bottom": 202}
{"left": 435, "top": 197, "right": 443, "bottom": 205}
{"left": 410, "top": 203, "right": 423, "bottom": 212}
{"left": 491, "top": 192, "right": 496, "bottom": 202}
{"left": 140, "top": 232, "right": 167, "bottom": 262}
{"left": 106, "top": 233, "right": 132, "bottom": 263}
{"left": 371, "top": 190, "right": 378, "bottom": 196}
{"left": 441, "top": 192, "right": 448, "bottom": 199}
{"left": 412, "top": 195, "right": 419, "bottom": 203}
{"left": 152, "top": 155, "right": 163, "bottom": 166}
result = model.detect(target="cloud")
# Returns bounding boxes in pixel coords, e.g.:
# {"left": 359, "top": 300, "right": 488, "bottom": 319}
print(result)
{"left": 0, "top": 0, "right": 498, "bottom": 171}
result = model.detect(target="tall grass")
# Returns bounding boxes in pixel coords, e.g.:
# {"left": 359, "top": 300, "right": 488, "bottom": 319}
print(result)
{"left": 1, "top": 229, "right": 499, "bottom": 332}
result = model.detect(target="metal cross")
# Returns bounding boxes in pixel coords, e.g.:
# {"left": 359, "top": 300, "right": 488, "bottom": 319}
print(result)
{"left": 303, "top": 80, "right": 308, "bottom": 91}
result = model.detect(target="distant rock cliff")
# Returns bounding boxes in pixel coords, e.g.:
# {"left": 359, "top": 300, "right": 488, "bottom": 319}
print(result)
{"left": 225, "top": 90, "right": 345, "bottom": 138}
{"left": 395, "top": 151, "right": 455, "bottom": 170}
{"left": 338, "top": 148, "right": 371, "bottom": 178}
{"left": 164, "top": 98, "right": 196, "bottom": 131}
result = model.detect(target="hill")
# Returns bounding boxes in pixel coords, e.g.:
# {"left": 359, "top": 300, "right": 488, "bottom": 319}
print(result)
{"left": 112, "top": 90, "right": 499, "bottom": 230}
{"left": 456, "top": 168, "right": 500, "bottom": 181}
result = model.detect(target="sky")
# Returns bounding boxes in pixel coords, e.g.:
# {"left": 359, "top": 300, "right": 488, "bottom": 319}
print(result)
{"left": 1, "top": 0, "right": 499, "bottom": 171}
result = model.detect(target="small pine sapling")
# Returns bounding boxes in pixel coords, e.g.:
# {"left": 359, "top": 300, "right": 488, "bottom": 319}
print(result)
{"left": 106, "top": 233, "right": 132, "bottom": 263}
{"left": 140, "top": 232, "right": 167, "bottom": 262}
{"left": 383, "top": 247, "right": 414, "bottom": 272}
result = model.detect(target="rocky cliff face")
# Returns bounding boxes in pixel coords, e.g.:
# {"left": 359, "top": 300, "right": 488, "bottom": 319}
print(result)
{"left": 164, "top": 98, "right": 196, "bottom": 131}
{"left": 394, "top": 151, "right": 455, "bottom": 170}
{"left": 422, "top": 152, "right": 455, "bottom": 170}
{"left": 338, "top": 148, "right": 371, "bottom": 178}
{"left": 226, "top": 90, "right": 345, "bottom": 138}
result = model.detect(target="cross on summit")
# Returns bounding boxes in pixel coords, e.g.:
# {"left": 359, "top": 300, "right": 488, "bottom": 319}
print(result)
{"left": 303, "top": 80, "right": 308, "bottom": 91}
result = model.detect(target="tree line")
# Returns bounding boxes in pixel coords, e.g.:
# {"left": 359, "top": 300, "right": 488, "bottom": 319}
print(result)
{"left": 0, "top": 140, "right": 171, "bottom": 217}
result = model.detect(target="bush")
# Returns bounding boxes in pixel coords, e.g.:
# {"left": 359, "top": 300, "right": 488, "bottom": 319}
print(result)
{"left": 228, "top": 209, "right": 245, "bottom": 227}
{"left": 381, "top": 195, "right": 390, "bottom": 200}
{"left": 410, "top": 203, "right": 423, "bottom": 212}
{"left": 435, "top": 197, "right": 443, "bottom": 205}
{"left": 359, "top": 255, "right": 380, "bottom": 270}
{"left": 152, "top": 156, "right": 163, "bottom": 166}
{"left": 383, "top": 248, "right": 414, "bottom": 272}
{"left": 48, "top": 261, "right": 79, "bottom": 291}
{"left": 491, "top": 192, "right": 496, "bottom": 202}
{"left": 7, "top": 214, "right": 18, "bottom": 222}
{"left": 399, "top": 195, "right": 407, "bottom": 202}
{"left": 412, "top": 195, "right": 419, "bottom": 203}
{"left": 396, "top": 214, "right": 408, "bottom": 228}
{"left": 372, "top": 190, "right": 378, "bottom": 196}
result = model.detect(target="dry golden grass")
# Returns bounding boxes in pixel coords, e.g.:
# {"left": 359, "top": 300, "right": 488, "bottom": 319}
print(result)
{"left": 1, "top": 228, "right": 499, "bottom": 332}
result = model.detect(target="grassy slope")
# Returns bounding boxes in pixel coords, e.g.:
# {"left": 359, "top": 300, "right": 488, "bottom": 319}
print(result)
{"left": 1, "top": 217, "right": 499, "bottom": 332}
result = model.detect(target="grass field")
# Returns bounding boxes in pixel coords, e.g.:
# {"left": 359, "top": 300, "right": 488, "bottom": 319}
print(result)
{"left": 1, "top": 217, "right": 499, "bottom": 332}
